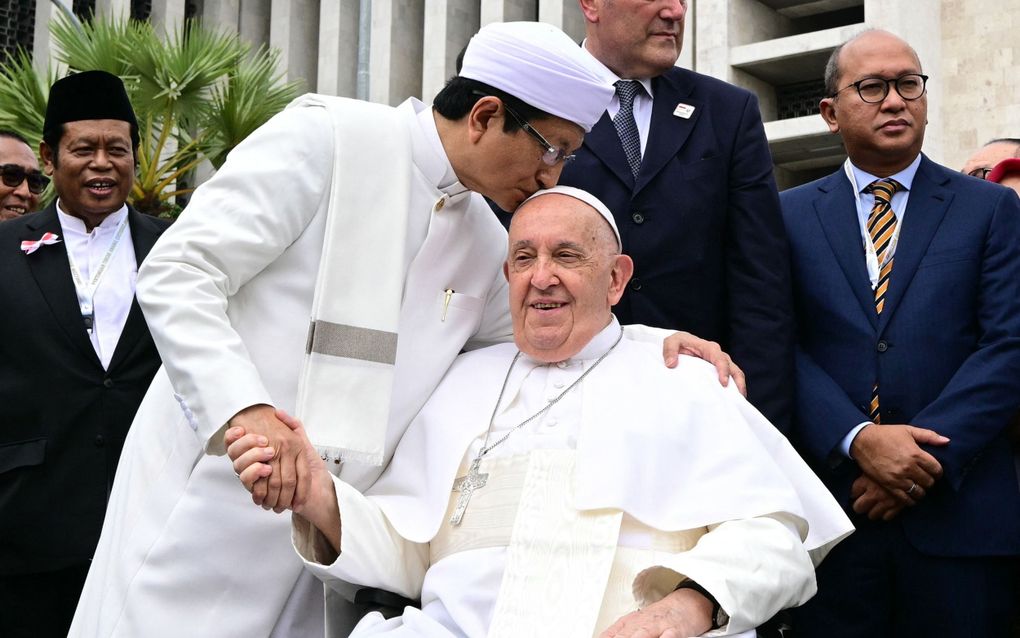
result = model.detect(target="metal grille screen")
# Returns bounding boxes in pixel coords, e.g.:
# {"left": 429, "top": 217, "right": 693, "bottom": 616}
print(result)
{"left": 777, "top": 79, "right": 826, "bottom": 120}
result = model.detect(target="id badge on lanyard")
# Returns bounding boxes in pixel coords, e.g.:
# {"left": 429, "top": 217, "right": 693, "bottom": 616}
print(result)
{"left": 66, "top": 217, "right": 129, "bottom": 333}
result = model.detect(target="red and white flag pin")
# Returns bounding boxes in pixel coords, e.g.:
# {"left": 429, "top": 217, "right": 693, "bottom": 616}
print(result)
{"left": 21, "top": 232, "right": 62, "bottom": 255}
{"left": 673, "top": 103, "right": 695, "bottom": 119}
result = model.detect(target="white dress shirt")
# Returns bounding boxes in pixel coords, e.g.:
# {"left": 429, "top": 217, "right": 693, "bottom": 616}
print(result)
{"left": 57, "top": 204, "right": 137, "bottom": 370}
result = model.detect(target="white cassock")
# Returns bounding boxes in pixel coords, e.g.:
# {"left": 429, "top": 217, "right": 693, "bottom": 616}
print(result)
{"left": 69, "top": 97, "right": 515, "bottom": 638}
{"left": 294, "top": 318, "right": 854, "bottom": 637}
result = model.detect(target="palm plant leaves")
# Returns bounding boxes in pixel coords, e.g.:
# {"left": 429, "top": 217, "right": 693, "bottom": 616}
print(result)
{"left": 0, "top": 49, "right": 51, "bottom": 148}
{"left": 1, "top": 12, "right": 299, "bottom": 217}
{"left": 202, "top": 45, "right": 303, "bottom": 168}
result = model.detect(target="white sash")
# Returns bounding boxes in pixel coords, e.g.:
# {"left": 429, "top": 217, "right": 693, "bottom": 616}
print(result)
{"left": 291, "top": 95, "right": 413, "bottom": 467}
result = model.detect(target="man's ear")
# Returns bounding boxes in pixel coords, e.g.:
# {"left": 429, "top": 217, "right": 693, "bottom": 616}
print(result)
{"left": 503, "top": 259, "right": 510, "bottom": 283}
{"left": 819, "top": 97, "right": 840, "bottom": 134}
{"left": 578, "top": 0, "right": 600, "bottom": 23}
{"left": 467, "top": 97, "right": 502, "bottom": 145}
{"left": 607, "top": 254, "right": 634, "bottom": 306}
{"left": 39, "top": 141, "right": 55, "bottom": 175}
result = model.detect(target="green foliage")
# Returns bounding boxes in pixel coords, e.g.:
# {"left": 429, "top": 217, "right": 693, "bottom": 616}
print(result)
{"left": 0, "top": 13, "right": 301, "bottom": 218}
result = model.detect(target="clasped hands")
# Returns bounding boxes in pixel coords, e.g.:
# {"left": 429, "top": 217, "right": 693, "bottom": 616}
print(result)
{"left": 848, "top": 423, "right": 950, "bottom": 521}
{"left": 224, "top": 404, "right": 331, "bottom": 513}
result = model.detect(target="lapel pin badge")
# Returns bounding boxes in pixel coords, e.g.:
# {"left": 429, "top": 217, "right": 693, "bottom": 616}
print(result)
{"left": 21, "top": 232, "right": 62, "bottom": 255}
{"left": 673, "top": 103, "right": 695, "bottom": 119}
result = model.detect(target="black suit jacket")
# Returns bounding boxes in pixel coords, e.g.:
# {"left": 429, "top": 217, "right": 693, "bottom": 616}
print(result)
{"left": 551, "top": 67, "right": 794, "bottom": 431}
{"left": 0, "top": 203, "right": 169, "bottom": 575}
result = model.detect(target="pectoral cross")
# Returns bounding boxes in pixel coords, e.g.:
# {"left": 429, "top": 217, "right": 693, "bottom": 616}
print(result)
{"left": 449, "top": 458, "right": 488, "bottom": 526}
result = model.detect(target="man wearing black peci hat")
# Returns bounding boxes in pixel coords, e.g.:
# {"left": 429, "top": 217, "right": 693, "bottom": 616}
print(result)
{"left": 0, "top": 70, "right": 169, "bottom": 638}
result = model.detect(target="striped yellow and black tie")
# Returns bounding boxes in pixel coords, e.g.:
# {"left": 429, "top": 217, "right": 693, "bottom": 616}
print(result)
{"left": 865, "top": 177, "right": 903, "bottom": 423}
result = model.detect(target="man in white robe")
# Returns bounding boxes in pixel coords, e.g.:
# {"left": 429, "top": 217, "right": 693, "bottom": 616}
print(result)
{"left": 228, "top": 187, "right": 853, "bottom": 637}
{"left": 70, "top": 22, "right": 736, "bottom": 638}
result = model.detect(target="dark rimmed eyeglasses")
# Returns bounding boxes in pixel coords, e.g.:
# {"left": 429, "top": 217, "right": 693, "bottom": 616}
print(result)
{"left": 1, "top": 164, "right": 50, "bottom": 194}
{"left": 500, "top": 102, "right": 576, "bottom": 167}
{"left": 831, "top": 74, "right": 929, "bottom": 104}
{"left": 967, "top": 167, "right": 992, "bottom": 180}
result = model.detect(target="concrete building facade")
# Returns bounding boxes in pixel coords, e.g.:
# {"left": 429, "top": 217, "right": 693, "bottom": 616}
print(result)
{"left": 6, "top": 0, "right": 1019, "bottom": 186}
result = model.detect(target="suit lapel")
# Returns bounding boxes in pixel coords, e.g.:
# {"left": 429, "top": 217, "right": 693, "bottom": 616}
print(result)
{"left": 23, "top": 204, "right": 104, "bottom": 367}
{"left": 812, "top": 173, "right": 879, "bottom": 328}
{"left": 107, "top": 207, "right": 162, "bottom": 370}
{"left": 635, "top": 70, "right": 702, "bottom": 194}
{"left": 877, "top": 157, "right": 951, "bottom": 333}
{"left": 583, "top": 111, "right": 636, "bottom": 189}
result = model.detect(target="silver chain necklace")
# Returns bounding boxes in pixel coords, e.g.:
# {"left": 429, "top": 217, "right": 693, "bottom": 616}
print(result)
{"left": 449, "top": 324, "right": 624, "bottom": 526}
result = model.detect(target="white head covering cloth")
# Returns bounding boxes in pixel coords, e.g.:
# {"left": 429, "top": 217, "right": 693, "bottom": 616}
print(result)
{"left": 459, "top": 22, "right": 614, "bottom": 132}
{"left": 519, "top": 185, "right": 622, "bottom": 250}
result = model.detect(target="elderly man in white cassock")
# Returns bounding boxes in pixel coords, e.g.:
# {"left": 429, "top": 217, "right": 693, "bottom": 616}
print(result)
{"left": 228, "top": 186, "right": 853, "bottom": 637}
{"left": 72, "top": 22, "right": 742, "bottom": 638}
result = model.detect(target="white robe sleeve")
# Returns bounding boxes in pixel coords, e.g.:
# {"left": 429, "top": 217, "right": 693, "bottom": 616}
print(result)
{"left": 293, "top": 476, "right": 429, "bottom": 600}
{"left": 632, "top": 514, "right": 815, "bottom": 636}
{"left": 464, "top": 263, "right": 512, "bottom": 351}
{"left": 135, "top": 106, "right": 334, "bottom": 451}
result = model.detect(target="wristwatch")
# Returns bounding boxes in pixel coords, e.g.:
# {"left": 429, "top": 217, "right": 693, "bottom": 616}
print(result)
{"left": 674, "top": 579, "right": 727, "bottom": 630}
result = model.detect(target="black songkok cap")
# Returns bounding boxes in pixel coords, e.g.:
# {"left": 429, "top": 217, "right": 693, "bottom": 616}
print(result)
{"left": 44, "top": 70, "right": 139, "bottom": 143}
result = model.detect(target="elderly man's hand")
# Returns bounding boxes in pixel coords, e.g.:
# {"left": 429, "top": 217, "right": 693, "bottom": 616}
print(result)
{"left": 226, "top": 404, "right": 307, "bottom": 512}
{"left": 849, "top": 423, "right": 949, "bottom": 503}
{"left": 662, "top": 332, "right": 746, "bottom": 396}
{"left": 600, "top": 587, "right": 714, "bottom": 638}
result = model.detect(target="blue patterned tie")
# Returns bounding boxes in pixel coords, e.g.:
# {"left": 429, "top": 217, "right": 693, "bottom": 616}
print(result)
{"left": 614, "top": 80, "right": 642, "bottom": 179}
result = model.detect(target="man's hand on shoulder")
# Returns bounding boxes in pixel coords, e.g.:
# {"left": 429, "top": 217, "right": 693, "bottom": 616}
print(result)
{"left": 661, "top": 331, "right": 746, "bottom": 396}
{"left": 849, "top": 423, "right": 949, "bottom": 503}
{"left": 600, "top": 586, "right": 714, "bottom": 638}
{"left": 227, "top": 404, "right": 306, "bottom": 511}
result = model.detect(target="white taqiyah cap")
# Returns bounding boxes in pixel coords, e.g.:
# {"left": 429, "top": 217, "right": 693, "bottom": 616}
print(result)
{"left": 519, "top": 185, "right": 622, "bottom": 250}
{"left": 459, "top": 21, "right": 614, "bottom": 133}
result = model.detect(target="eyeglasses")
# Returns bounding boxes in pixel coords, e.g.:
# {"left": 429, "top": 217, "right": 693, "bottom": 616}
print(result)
{"left": 832, "top": 74, "right": 929, "bottom": 104}
{"left": 967, "top": 167, "right": 992, "bottom": 180}
{"left": 501, "top": 103, "right": 576, "bottom": 166}
{"left": 1, "top": 164, "right": 49, "bottom": 194}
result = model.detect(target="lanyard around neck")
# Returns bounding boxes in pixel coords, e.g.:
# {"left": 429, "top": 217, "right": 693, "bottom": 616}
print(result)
{"left": 65, "top": 217, "right": 129, "bottom": 333}
{"left": 843, "top": 159, "right": 903, "bottom": 290}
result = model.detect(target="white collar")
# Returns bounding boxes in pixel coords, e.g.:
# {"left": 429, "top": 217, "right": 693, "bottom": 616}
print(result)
{"left": 56, "top": 203, "right": 129, "bottom": 235}
{"left": 580, "top": 40, "right": 655, "bottom": 99}
{"left": 407, "top": 98, "right": 467, "bottom": 197}
{"left": 521, "top": 315, "right": 623, "bottom": 367}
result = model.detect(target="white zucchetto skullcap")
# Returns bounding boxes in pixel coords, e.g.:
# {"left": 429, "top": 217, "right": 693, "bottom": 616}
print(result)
{"left": 519, "top": 185, "right": 622, "bottom": 250}
{"left": 460, "top": 21, "right": 614, "bottom": 133}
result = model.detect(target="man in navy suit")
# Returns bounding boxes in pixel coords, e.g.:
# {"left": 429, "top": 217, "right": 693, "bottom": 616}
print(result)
{"left": 554, "top": 0, "right": 794, "bottom": 432}
{"left": 782, "top": 30, "right": 1020, "bottom": 636}
{"left": 0, "top": 71, "right": 168, "bottom": 638}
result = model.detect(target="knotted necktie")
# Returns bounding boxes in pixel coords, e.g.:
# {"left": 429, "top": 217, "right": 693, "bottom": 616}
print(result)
{"left": 865, "top": 177, "right": 903, "bottom": 423}
{"left": 613, "top": 80, "right": 642, "bottom": 179}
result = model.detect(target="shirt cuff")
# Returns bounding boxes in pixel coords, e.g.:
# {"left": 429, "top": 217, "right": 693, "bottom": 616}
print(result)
{"left": 839, "top": 422, "right": 872, "bottom": 459}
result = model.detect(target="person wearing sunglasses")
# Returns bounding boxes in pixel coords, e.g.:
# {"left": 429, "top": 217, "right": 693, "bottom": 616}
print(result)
{"left": 0, "top": 72, "right": 169, "bottom": 638}
{"left": 0, "top": 130, "right": 47, "bottom": 221}
{"left": 781, "top": 30, "right": 1020, "bottom": 638}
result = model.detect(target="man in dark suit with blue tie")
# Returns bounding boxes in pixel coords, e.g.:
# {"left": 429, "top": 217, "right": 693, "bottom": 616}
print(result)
{"left": 782, "top": 30, "right": 1020, "bottom": 637}
{"left": 554, "top": 0, "right": 794, "bottom": 433}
